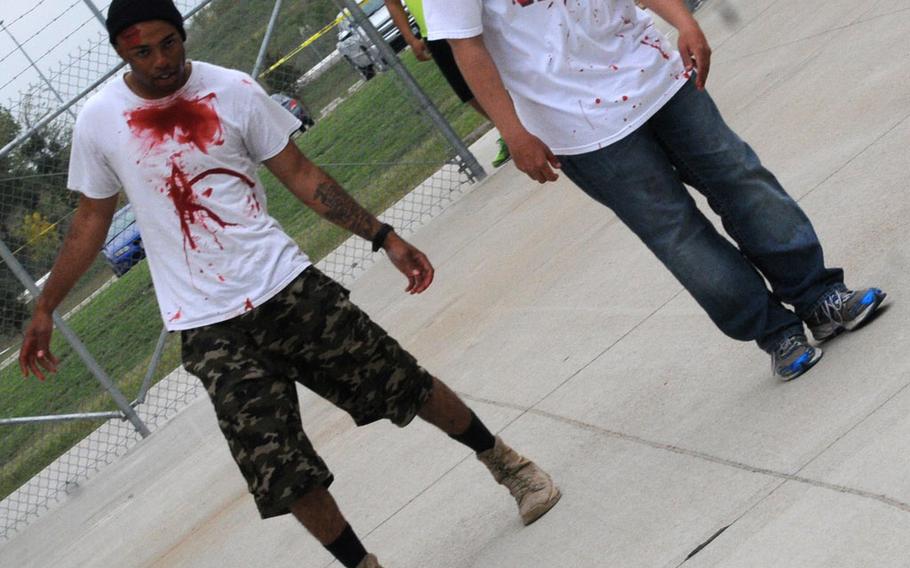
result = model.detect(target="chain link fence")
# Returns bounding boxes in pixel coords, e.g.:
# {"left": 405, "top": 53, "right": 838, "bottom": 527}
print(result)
{"left": 0, "top": 0, "right": 488, "bottom": 542}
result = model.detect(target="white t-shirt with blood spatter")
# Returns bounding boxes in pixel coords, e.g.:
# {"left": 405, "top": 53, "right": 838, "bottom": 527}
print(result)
{"left": 68, "top": 61, "right": 310, "bottom": 331}
{"left": 425, "top": 0, "right": 690, "bottom": 155}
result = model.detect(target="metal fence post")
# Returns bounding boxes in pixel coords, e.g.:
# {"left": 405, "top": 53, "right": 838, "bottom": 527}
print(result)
{"left": 0, "top": 239, "right": 151, "bottom": 438}
{"left": 252, "top": 0, "right": 284, "bottom": 79}
{"left": 80, "top": 0, "right": 108, "bottom": 27}
{"left": 336, "top": 0, "right": 486, "bottom": 182}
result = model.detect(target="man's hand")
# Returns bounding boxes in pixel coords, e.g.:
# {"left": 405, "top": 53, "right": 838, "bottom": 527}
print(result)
{"left": 383, "top": 233, "right": 434, "bottom": 294}
{"left": 20, "top": 309, "right": 59, "bottom": 381}
{"left": 677, "top": 21, "right": 711, "bottom": 89}
{"left": 409, "top": 38, "right": 431, "bottom": 62}
{"left": 504, "top": 130, "right": 561, "bottom": 184}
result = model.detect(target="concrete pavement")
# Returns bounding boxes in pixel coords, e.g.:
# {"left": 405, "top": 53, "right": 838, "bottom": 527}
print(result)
{"left": 3, "top": 0, "right": 910, "bottom": 566}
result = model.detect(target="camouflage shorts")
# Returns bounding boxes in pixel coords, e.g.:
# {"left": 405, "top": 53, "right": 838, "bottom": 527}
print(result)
{"left": 181, "top": 267, "right": 435, "bottom": 518}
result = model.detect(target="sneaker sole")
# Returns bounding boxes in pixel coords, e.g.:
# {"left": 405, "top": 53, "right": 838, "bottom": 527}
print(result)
{"left": 811, "top": 289, "right": 887, "bottom": 342}
{"left": 777, "top": 347, "right": 824, "bottom": 382}
{"left": 521, "top": 486, "right": 562, "bottom": 526}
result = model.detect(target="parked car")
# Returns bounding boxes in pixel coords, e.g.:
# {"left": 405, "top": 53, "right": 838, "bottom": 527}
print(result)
{"left": 270, "top": 93, "right": 315, "bottom": 133}
{"left": 336, "top": 0, "right": 418, "bottom": 80}
{"left": 102, "top": 204, "right": 145, "bottom": 277}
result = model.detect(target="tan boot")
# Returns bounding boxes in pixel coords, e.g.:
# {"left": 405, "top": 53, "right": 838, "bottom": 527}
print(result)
{"left": 356, "top": 553, "right": 383, "bottom": 568}
{"left": 477, "top": 436, "right": 561, "bottom": 525}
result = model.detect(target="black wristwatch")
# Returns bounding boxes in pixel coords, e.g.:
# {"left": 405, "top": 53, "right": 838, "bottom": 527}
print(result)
{"left": 371, "top": 223, "right": 394, "bottom": 252}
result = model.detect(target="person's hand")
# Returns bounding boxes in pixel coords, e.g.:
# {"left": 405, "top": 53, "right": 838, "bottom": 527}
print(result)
{"left": 19, "top": 309, "right": 59, "bottom": 381}
{"left": 677, "top": 21, "right": 711, "bottom": 89}
{"left": 409, "top": 38, "right": 431, "bottom": 62}
{"left": 384, "top": 233, "right": 434, "bottom": 293}
{"left": 503, "top": 129, "right": 561, "bottom": 184}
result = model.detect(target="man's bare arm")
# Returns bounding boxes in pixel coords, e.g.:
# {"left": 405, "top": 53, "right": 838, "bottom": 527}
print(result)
{"left": 384, "top": 0, "right": 430, "bottom": 61}
{"left": 265, "top": 142, "right": 380, "bottom": 240}
{"left": 448, "top": 36, "right": 561, "bottom": 183}
{"left": 264, "top": 141, "right": 434, "bottom": 293}
{"left": 20, "top": 194, "right": 119, "bottom": 379}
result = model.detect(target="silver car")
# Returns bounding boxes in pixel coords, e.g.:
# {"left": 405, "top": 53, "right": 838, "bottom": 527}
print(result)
{"left": 336, "top": 0, "right": 417, "bottom": 80}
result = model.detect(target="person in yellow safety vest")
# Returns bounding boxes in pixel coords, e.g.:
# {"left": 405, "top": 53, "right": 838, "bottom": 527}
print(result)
{"left": 384, "top": 0, "right": 512, "bottom": 168}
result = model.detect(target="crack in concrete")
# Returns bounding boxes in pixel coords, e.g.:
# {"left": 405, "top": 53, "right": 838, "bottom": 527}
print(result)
{"left": 460, "top": 393, "right": 910, "bottom": 516}
{"left": 684, "top": 523, "right": 733, "bottom": 562}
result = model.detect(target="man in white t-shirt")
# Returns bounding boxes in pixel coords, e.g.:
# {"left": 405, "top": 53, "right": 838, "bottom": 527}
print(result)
{"left": 18, "top": 2, "right": 559, "bottom": 567}
{"left": 426, "top": 0, "right": 886, "bottom": 380}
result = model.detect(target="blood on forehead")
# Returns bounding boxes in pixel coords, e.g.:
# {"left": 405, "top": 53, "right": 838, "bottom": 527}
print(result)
{"left": 120, "top": 25, "right": 142, "bottom": 48}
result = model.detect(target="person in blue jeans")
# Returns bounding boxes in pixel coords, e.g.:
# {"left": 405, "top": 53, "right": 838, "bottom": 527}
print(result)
{"left": 425, "top": 0, "right": 887, "bottom": 380}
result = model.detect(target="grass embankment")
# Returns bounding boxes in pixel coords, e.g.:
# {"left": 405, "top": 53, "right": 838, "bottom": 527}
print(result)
{"left": 0, "top": 52, "right": 488, "bottom": 501}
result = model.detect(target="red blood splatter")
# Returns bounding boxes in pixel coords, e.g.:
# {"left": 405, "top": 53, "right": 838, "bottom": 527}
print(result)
{"left": 595, "top": 98, "right": 601, "bottom": 104}
{"left": 168, "top": 308, "right": 182, "bottom": 322}
{"left": 610, "top": 64, "right": 619, "bottom": 71}
{"left": 120, "top": 26, "right": 142, "bottom": 48}
{"left": 641, "top": 39, "right": 671, "bottom": 60}
{"left": 127, "top": 93, "right": 224, "bottom": 154}
{"left": 244, "top": 298, "right": 254, "bottom": 311}
{"left": 218, "top": 274, "right": 226, "bottom": 282}
{"left": 622, "top": 95, "right": 629, "bottom": 101}
{"left": 202, "top": 188, "right": 213, "bottom": 197}
{"left": 163, "top": 160, "right": 256, "bottom": 266}
{"left": 241, "top": 79, "right": 253, "bottom": 85}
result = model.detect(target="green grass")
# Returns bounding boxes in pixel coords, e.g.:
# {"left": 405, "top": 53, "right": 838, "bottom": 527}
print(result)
{"left": 0, "top": 51, "right": 488, "bottom": 501}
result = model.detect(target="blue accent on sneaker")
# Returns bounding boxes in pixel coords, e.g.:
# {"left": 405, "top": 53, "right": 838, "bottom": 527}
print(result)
{"left": 860, "top": 289, "right": 878, "bottom": 305}
{"left": 788, "top": 352, "right": 811, "bottom": 374}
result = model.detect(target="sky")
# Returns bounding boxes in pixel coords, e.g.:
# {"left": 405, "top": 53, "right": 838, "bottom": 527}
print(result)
{"left": 0, "top": 0, "right": 111, "bottom": 107}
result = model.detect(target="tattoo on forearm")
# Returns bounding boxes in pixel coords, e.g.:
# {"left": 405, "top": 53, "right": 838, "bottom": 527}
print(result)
{"left": 313, "top": 179, "right": 376, "bottom": 240}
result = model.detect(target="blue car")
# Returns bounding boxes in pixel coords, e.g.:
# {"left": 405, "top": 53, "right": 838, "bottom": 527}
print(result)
{"left": 102, "top": 204, "right": 145, "bottom": 277}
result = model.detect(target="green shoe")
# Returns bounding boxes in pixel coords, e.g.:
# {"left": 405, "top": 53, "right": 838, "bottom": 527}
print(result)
{"left": 492, "top": 137, "right": 512, "bottom": 168}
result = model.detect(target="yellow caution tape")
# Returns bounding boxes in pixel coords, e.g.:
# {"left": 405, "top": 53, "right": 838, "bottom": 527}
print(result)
{"left": 259, "top": 0, "right": 372, "bottom": 79}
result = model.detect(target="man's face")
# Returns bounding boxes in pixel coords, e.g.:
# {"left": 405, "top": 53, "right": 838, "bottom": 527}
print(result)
{"left": 114, "top": 20, "right": 187, "bottom": 98}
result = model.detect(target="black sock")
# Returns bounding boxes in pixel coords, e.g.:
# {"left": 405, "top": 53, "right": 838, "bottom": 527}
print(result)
{"left": 449, "top": 411, "right": 496, "bottom": 453}
{"left": 324, "top": 523, "right": 367, "bottom": 568}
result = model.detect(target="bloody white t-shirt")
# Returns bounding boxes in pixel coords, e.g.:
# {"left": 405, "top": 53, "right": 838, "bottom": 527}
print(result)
{"left": 425, "top": 0, "right": 690, "bottom": 155}
{"left": 68, "top": 61, "right": 311, "bottom": 330}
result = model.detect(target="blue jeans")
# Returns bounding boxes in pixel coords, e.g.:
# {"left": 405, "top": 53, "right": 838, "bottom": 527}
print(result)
{"left": 558, "top": 78, "right": 843, "bottom": 352}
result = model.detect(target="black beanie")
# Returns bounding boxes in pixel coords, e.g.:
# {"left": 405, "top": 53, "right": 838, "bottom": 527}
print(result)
{"left": 106, "top": 0, "right": 187, "bottom": 45}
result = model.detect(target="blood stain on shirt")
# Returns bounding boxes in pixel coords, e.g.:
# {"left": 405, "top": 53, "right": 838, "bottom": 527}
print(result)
{"left": 168, "top": 308, "right": 182, "bottom": 322}
{"left": 164, "top": 160, "right": 239, "bottom": 259}
{"left": 641, "top": 38, "right": 671, "bottom": 60}
{"left": 244, "top": 298, "right": 254, "bottom": 311}
{"left": 127, "top": 93, "right": 224, "bottom": 154}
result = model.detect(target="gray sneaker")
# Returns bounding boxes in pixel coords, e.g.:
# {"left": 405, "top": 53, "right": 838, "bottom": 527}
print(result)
{"left": 772, "top": 334, "right": 823, "bottom": 381}
{"left": 356, "top": 553, "right": 383, "bottom": 568}
{"left": 805, "top": 287, "right": 887, "bottom": 342}
{"left": 477, "top": 437, "right": 561, "bottom": 525}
